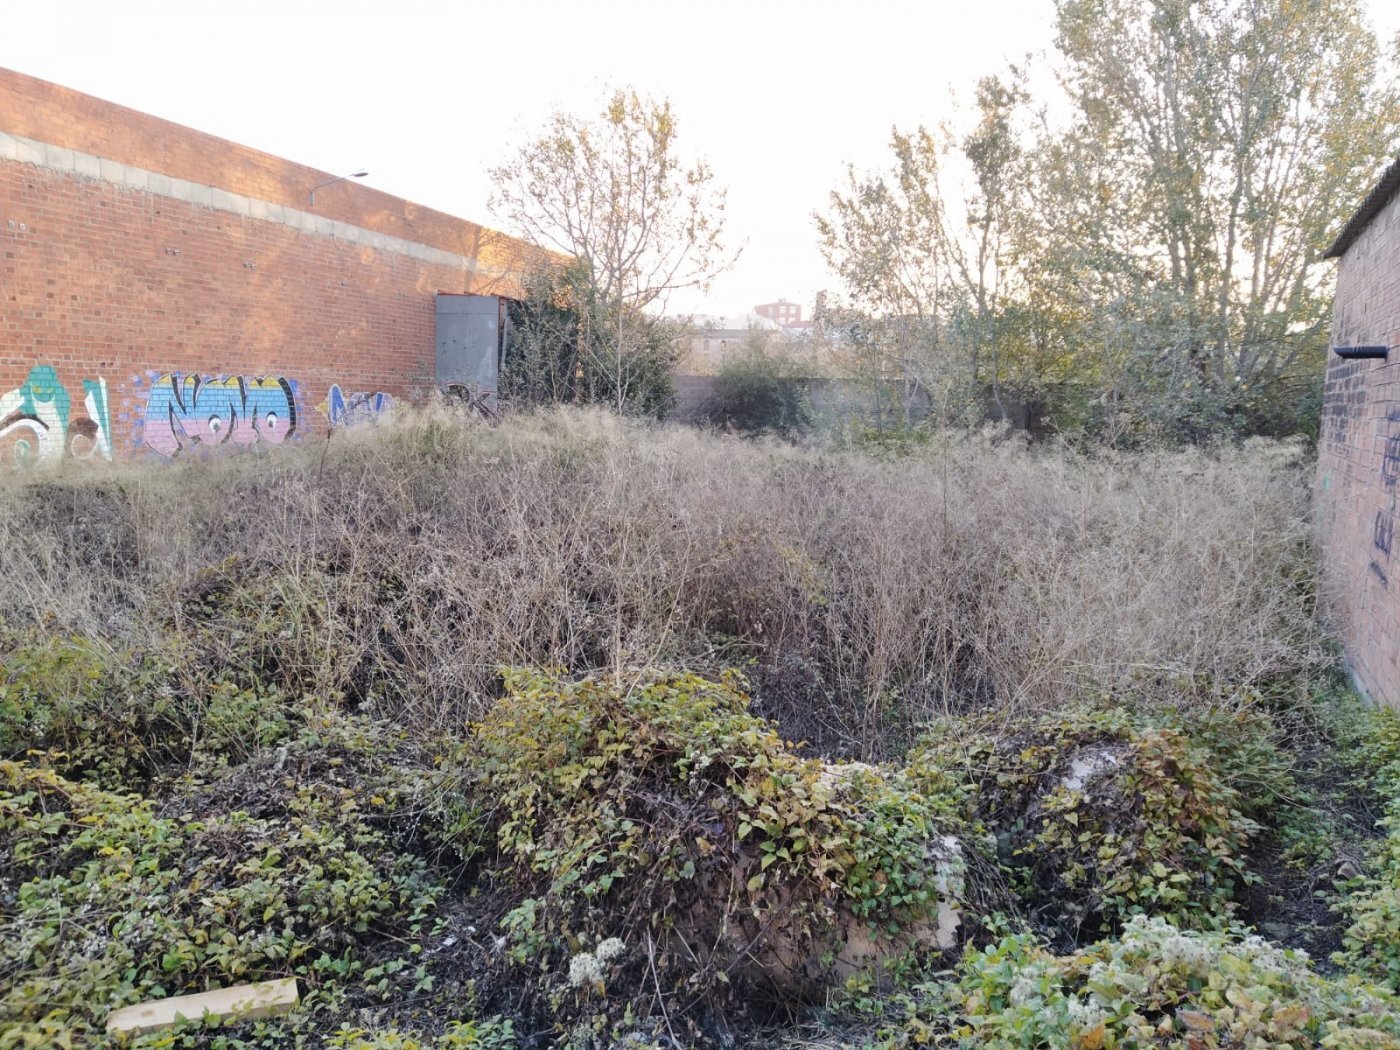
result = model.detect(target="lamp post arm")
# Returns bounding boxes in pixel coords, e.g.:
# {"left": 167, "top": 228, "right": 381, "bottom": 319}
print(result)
{"left": 309, "top": 171, "right": 368, "bottom": 206}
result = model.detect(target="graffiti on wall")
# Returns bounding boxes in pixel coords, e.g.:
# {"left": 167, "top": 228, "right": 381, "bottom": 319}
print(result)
{"left": 318, "top": 384, "right": 394, "bottom": 428}
{"left": 1370, "top": 408, "right": 1400, "bottom": 586}
{"left": 142, "top": 373, "right": 297, "bottom": 457}
{"left": 0, "top": 365, "right": 113, "bottom": 466}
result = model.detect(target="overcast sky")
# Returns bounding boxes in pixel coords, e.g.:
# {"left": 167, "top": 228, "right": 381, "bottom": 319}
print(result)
{"left": 3, "top": 0, "right": 1397, "bottom": 316}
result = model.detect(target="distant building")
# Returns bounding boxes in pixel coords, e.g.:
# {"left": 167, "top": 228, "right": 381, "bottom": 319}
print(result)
{"left": 679, "top": 313, "right": 783, "bottom": 376}
{"left": 753, "top": 299, "right": 812, "bottom": 330}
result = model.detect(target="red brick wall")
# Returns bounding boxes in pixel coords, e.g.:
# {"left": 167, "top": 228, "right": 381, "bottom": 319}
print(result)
{"left": 0, "top": 67, "right": 535, "bottom": 275}
{"left": 1316, "top": 187, "right": 1400, "bottom": 707}
{"left": 0, "top": 67, "right": 551, "bottom": 463}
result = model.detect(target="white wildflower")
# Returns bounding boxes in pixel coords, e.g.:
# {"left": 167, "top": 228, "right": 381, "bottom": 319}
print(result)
{"left": 568, "top": 937, "right": 625, "bottom": 988}
{"left": 568, "top": 951, "right": 604, "bottom": 989}
{"left": 1009, "top": 971, "right": 1042, "bottom": 1007}
{"left": 594, "top": 937, "right": 625, "bottom": 964}
{"left": 1067, "top": 996, "right": 1107, "bottom": 1028}
{"left": 1159, "top": 932, "right": 1213, "bottom": 971}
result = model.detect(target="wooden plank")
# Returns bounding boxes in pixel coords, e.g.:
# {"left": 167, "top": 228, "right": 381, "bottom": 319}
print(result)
{"left": 105, "top": 978, "right": 299, "bottom": 1036}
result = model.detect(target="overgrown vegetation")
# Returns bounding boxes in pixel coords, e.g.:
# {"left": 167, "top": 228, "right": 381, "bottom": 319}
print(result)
{"left": 490, "top": 87, "right": 732, "bottom": 416}
{"left": 501, "top": 263, "right": 683, "bottom": 417}
{"left": 438, "top": 671, "right": 971, "bottom": 1008}
{"left": 860, "top": 917, "right": 1400, "bottom": 1048}
{"left": 0, "top": 409, "right": 1395, "bottom": 1048}
{"left": 1331, "top": 697, "right": 1400, "bottom": 989}
{"left": 911, "top": 707, "right": 1261, "bottom": 941}
{"left": 0, "top": 409, "right": 1323, "bottom": 753}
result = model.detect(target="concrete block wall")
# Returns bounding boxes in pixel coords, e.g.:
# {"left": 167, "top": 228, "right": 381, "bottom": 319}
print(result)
{"left": 669, "top": 373, "right": 877, "bottom": 427}
{"left": 0, "top": 67, "right": 549, "bottom": 465}
{"left": 1316, "top": 185, "right": 1400, "bottom": 707}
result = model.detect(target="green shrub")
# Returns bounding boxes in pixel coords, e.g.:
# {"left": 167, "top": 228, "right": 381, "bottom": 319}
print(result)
{"left": 707, "top": 348, "right": 814, "bottom": 437}
{"left": 1340, "top": 812, "right": 1400, "bottom": 990}
{"left": 924, "top": 916, "right": 1400, "bottom": 1049}
{"left": 326, "top": 1018, "right": 517, "bottom": 1049}
{"left": 0, "top": 761, "right": 442, "bottom": 1044}
{"left": 437, "top": 670, "right": 972, "bottom": 1013}
{"left": 858, "top": 917, "right": 1400, "bottom": 1048}
{"left": 1329, "top": 700, "right": 1400, "bottom": 989}
{"left": 1155, "top": 705, "right": 1301, "bottom": 823}
{"left": 847, "top": 422, "right": 935, "bottom": 455}
{"left": 910, "top": 708, "right": 1258, "bottom": 938}
{"left": 0, "top": 632, "right": 292, "bottom": 788}
{"left": 502, "top": 262, "right": 680, "bottom": 418}
{"left": 1329, "top": 694, "right": 1400, "bottom": 803}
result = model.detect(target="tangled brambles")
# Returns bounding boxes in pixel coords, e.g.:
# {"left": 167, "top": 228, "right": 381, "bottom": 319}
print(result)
{"left": 910, "top": 707, "right": 1260, "bottom": 940}
{"left": 434, "top": 670, "right": 977, "bottom": 1014}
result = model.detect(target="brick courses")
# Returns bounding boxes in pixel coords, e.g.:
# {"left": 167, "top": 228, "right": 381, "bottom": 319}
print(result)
{"left": 1316, "top": 159, "right": 1400, "bottom": 707}
{"left": 0, "top": 66, "right": 549, "bottom": 460}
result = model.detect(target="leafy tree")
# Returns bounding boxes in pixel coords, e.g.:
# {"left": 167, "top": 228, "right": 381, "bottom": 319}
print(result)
{"left": 816, "top": 0, "right": 1400, "bottom": 442}
{"left": 500, "top": 263, "right": 588, "bottom": 408}
{"left": 1045, "top": 0, "right": 1400, "bottom": 439}
{"left": 815, "top": 74, "right": 1038, "bottom": 430}
{"left": 490, "top": 89, "right": 735, "bottom": 415}
{"left": 948, "top": 73, "right": 1030, "bottom": 422}
{"left": 815, "top": 128, "right": 961, "bottom": 427}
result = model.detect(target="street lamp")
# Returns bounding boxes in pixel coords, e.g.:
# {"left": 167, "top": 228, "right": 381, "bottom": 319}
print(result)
{"left": 309, "top": 169, "right": 368, "bottom": 206}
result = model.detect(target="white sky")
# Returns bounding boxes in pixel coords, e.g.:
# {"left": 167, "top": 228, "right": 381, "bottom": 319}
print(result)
{"left": 2, "top": 0, "right": 1397, "bottom": 316}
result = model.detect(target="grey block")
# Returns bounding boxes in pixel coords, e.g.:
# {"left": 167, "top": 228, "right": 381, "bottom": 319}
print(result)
{"left": 44, "top": 144, "right": 76, "bottom": 172}
{"left": 74, "top": 152, "right": 102, "bottom": 179}
{"left": 14, "top": 137, "right": 46, "bottom": 166}
{"left": 209, "top": 188, "right": 243, "bottom": 215}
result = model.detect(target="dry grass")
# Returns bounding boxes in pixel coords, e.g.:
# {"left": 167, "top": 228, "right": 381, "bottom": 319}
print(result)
{"left": 0, "top": 407, "right": 1326, "bottom": 756}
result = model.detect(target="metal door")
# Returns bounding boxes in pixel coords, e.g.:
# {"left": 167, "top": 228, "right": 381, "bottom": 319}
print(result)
{"left": 435, "top": 294, "right": 502, "bottom": 391}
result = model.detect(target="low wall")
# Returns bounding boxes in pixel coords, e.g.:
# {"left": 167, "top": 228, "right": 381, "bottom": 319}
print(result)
{"left": 669, "top": 374, "right": 872, "bottom": 426}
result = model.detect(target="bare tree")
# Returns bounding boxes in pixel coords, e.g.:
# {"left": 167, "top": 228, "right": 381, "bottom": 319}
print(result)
{"left": 490, "top": 89, "right": 736, "bottom": 413}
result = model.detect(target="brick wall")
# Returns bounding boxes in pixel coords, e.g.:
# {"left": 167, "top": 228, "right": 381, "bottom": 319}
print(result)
{"left": 0, "top": 67, "right": 550, "bottom": 464}
{"left": 1316, "top": 186, "right": 1400, "bottom": 707}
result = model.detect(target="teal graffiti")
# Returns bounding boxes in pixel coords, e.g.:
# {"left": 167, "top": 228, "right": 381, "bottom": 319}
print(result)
{"left": 76, "top": 378, "right": 113, "bottom": 461}
{"left": 0, "top": 366, "right": 112, "bottom": 466}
